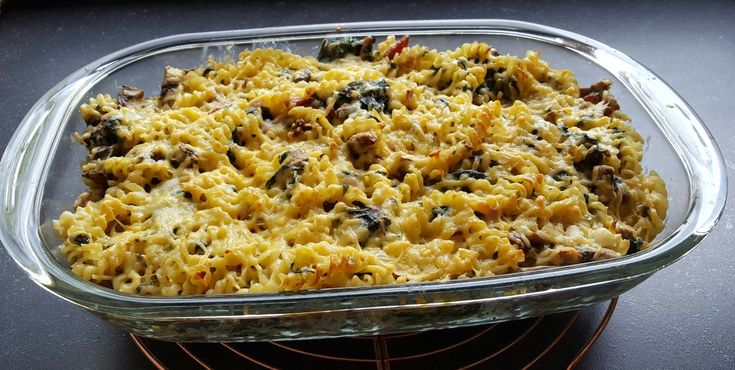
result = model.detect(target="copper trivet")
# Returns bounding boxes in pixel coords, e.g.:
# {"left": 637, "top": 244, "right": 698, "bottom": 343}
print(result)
{"left": 132, "top": 298, "right": 617, "bottom": 369}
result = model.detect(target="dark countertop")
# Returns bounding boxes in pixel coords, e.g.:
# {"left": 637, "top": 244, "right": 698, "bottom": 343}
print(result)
{"left": 1, "top": 1, "right": 733, "bottom": 369}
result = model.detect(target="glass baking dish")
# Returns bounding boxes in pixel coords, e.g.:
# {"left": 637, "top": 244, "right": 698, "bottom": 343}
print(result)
{"left": 0, "top": 20, "right": 726, "bottom": 342}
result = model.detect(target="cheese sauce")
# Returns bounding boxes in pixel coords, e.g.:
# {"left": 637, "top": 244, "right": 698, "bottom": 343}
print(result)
{"left": 55, "top": 36, "right": 668, "bottom": 295}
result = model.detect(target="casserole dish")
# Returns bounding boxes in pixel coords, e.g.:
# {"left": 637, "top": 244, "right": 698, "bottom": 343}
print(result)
{"left": 0, "top": 19, "right": 726, "bottom": 342}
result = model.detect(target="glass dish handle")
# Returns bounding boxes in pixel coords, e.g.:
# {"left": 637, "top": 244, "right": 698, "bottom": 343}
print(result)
{"left": 608, "top": 53, "right": 728, "bottom": 237}
{"left": 0, "top": 88, "right": 66, "bottom": 286}
{"left": 542, "top": 22, "right": 728, "bottom": 238}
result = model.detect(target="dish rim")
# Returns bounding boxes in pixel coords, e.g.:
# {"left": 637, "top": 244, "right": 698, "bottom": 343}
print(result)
{"left": 0, "top": 19, "right": 727, "bottom": 314}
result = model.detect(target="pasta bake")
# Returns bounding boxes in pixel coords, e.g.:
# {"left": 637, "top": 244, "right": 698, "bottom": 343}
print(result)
{"left": 55, "top": 36, "right": 668, "bottom": 295}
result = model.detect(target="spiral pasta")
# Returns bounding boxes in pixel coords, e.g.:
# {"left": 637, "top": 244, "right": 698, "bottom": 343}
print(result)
{"left": 55, "top": 36, "right": 667, "bottom": 295}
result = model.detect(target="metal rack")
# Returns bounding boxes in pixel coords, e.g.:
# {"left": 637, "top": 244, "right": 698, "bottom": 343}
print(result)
{"left": 132, "top": 298, "right": 617, "bottom": 369}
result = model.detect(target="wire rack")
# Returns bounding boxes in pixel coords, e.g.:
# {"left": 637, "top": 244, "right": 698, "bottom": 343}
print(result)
{"left": 131, "top": 298, "right": 616, "bottom": 370}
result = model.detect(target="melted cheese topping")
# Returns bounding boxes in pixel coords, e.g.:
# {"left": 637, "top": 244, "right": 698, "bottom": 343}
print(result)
{"left": 54, "top": 36, "right": 668, "bottom": 295}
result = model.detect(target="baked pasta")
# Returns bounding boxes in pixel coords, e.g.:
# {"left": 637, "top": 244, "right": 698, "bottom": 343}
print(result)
{"left": 55, "top": 36, "right": 668, "bottom": 295}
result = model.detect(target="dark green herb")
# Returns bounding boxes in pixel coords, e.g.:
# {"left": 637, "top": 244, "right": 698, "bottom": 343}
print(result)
{"left": 336, "top": 80, "right": 390, "bottom": 112}
{"left": 451, "top": 169, "right": 487, "bottom": 180}
{"left": 559, "top": 124, "right": 570, "bottom": 137}
{"left": 349, "top": 203, "right": 391, "bottom": 234}
{"left": 613, "top": 176, "right": 624, "bottom": 191}
{"left": 260, "top": 107, "right": 273, "bottom": 120}
{"left": 317, "top": 36, "right": 374, "bottom": 61}
{"left": 574, "top": 147, "right": 605, "bottom": 176}
{"left": 267, "top": 150, "right": 307, "bottom": 189}
{"left": 430, "top": 206, "right": 450, "bottom": 221}
{"left": 473, "top": 67, "right": 518, "bottom": 103}
{"left": 84, "top": 114, "right": 101, "bottom": 126}
{"left": 85, "top": 118, "right": 120, "bottom": 148}
{"left": 582, "top": 133, "right": 599, "bottom": 146}
{"left": 73, "top": 233, "right": 91, "bottom": 245}
{"left": 194, "top": 242, "right": 207, "bottom": 255}
{"left": 552, "top": 170, "right": 570, "bottom": 181}
{"left": 628, "top": 238, "right": 644, "bottom": 254}
{"left": 278, "top": 151, "right": 290, "bottom": 164}
{"left": 227, "top": 148, "right": 238, "bottom": 167}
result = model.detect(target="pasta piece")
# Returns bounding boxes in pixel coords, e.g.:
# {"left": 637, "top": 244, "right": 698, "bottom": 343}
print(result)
{"left": 55, "top": 36, "right": 668, "bottom": 296}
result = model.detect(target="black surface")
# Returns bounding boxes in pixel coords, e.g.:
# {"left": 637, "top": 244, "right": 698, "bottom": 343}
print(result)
{"left": 1, "top": 1, "right": 733, "bottom": 369}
